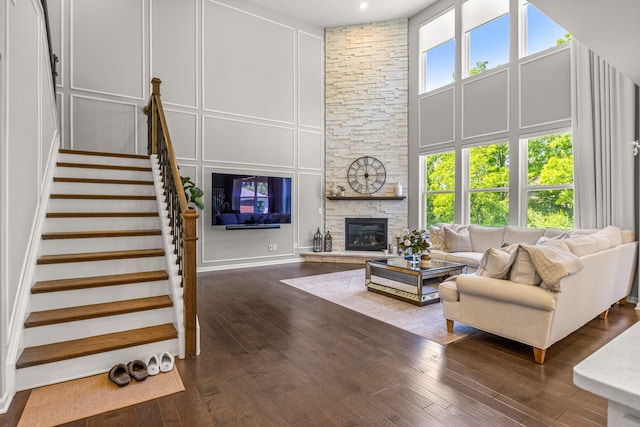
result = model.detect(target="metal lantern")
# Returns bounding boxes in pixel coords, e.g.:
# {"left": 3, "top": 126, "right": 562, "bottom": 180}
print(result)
{"left": 313, "top": 228, "right": 323, "bottom": 252}
{"left": 324, "top": 230, "right": 333, "bottom": 252}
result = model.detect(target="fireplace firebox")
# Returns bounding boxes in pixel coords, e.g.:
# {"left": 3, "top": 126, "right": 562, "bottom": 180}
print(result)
{"left": 345, "top": 218, "right": 388, "bottom": 251}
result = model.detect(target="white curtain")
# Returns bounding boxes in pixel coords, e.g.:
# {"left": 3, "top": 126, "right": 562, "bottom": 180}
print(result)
{"left": 571, "top": 39, "right": 637, "bottom": 230}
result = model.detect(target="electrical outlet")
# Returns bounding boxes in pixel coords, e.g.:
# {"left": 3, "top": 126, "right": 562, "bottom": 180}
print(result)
{"left": 273, "top": 243, "right": 277, "bottom": 250}
{"left": 268, "top": 244, "right": 273, "bottom": 251}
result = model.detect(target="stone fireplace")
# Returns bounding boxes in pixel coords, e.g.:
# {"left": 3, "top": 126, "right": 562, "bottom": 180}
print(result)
{"left": 345, "top": 218, "right": 388, "bottom": 251}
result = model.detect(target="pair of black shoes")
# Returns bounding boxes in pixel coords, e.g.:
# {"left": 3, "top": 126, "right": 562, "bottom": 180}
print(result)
{"left": 108, "top": 360, "right": 148, "bottom": 387}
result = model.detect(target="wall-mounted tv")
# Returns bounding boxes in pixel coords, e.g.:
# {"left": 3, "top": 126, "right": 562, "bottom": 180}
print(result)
{"left": 211, "top": 173, "right": 292, "bottom": 229}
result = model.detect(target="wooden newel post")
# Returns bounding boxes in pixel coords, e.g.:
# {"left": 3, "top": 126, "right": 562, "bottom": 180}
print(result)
{"left": 181, "top": 209, "right": 199, "bottom": 358}
{"left": 149, "top": 78, "right": 162, "bottom": 155}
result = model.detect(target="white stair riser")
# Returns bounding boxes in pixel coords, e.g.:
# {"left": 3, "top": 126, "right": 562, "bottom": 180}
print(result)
{"left": 52, "top": 182, "right": 156, "bottom": 196}
{"left": 23, "top": 308, "right": 175, "bottom": 347}
{"left": 40, "top": 235, "right": 163, "bottom": 255}
{"left": 30, "top": 280, "right": 172, "bottom": 311}
{"left": 44, "top": 217, "right": 162, "bottom": 232}
{"left": 58, "top": 153, "right": 151, "bottom": 168}
{"left": 55, "top": 167, "right": 154, "bottom": 181}
{"left": 48, "top": 199, "right": 159, "bottom": 212}
{"left": 35, "top": 257, "right": 167, "bottom": 281}
{"left": 15, "top": 339, "right": 179, "bottom": 391}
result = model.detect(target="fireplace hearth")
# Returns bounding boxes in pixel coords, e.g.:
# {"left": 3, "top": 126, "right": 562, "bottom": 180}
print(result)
{"left": 345, "top": 218, "right": 388, "bottom": 251}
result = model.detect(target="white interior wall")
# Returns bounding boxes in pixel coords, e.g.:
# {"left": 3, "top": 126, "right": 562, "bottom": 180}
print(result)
{"left": 2, "top": 0, "right": 60, "bottom": 412}
{"left": 49, "top": 0, "right": 324, "bottom": 269}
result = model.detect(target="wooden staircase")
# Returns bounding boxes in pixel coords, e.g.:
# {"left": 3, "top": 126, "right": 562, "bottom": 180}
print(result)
{"left": 15, "top": 149, "right": 180, "bottom": 390}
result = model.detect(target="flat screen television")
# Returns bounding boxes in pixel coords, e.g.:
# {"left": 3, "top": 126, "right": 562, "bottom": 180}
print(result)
{"left": 211, "top": 173, "right": 292, "bottom": 229}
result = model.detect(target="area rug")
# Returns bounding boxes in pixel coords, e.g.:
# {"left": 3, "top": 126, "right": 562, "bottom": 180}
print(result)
{"left": 17, "top": 367, "right": 184, "bottom": 426}
{"left": 280, "top": 269, "right": 476, "bottom": 345}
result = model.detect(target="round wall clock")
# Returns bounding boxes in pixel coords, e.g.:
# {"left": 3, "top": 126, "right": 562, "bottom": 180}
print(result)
{"left": 347, "top": 156, "right": 386, "bottom": 194}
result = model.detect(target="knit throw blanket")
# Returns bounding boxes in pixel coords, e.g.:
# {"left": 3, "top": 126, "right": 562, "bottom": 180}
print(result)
{"left": 519, "top": 244, "right": 584, "bottom": 292}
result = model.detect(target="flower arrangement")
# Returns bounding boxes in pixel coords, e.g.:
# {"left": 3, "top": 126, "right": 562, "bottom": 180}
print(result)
{"left": 398, "top": 229, "right": 431, "bottom": 255}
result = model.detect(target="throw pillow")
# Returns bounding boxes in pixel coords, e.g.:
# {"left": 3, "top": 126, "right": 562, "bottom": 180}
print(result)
{"left": 469, "top": 225, "right": 505, "bottom": 253}
{"left": 429, "top": 225, "right": 445, "bottom": 250}
{"left": 509, "top": 247, "right": 541, "bottom": 286}
{"left": 476, "top": 244, "right": 518, "bottom": 279}
{"left": 444, "top": 226, "right": 473, "bottom": 252}
{"left": 594, "top": 225, "right": 622, "bottom": 247}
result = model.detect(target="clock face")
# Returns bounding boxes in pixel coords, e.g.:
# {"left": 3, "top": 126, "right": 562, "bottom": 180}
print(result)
{"left": 347, "top": 156, "right": 386, "bottom": 194}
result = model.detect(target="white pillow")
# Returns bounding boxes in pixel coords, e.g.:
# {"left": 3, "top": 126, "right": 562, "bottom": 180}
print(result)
{"left": 429, "top": 225, "right": 445, "bottom": 251}
{"left": 476, "top": 245, "right": 518, "bottom": 279}
{"left": 509, "top": 248, "right": 541, "bottom": 286}
{"left": 594, "top": 225, "right": 622, "bottom": 247}
{"left": 469, "top": 225, "right": 505, "bottom": 253}
{"left": 444, "top": 226, "right": 473, "bottom": 252}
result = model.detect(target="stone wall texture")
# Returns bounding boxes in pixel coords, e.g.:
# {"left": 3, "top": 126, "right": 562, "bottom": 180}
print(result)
{"left": 325, "top": 19, "right": 409, "bottom": 251}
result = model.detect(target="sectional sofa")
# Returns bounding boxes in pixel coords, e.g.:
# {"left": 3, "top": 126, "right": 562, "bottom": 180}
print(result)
{"left": 431, "top": 224, "right": 637, "bottom": 363}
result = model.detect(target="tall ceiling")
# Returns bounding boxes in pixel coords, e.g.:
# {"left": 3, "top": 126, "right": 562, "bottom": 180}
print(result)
{"left": 245, "top": 0, "right": 437, "bottom": 28}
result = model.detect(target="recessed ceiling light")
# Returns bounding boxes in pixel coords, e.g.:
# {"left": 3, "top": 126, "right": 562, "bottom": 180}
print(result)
{"left": 359, "top": 2, "right": 368, "bottom": 10}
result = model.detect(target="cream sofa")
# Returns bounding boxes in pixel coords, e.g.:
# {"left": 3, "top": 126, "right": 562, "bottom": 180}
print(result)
{"left": 434, "top": 224, "right": 637, "bottom": 364}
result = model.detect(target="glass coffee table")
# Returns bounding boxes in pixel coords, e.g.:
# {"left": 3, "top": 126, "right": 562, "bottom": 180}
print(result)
{"left": 365, "top": 257, "right": 465, "bottom": 306}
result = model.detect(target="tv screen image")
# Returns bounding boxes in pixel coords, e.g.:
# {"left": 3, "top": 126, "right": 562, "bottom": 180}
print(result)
{"left": 211, "top": 173, "right": 292, "bottom": 228}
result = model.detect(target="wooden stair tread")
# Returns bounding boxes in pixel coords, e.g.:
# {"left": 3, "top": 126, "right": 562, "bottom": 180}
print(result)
{"left": 32, "top": 270, "right": 169, "bottom": 293}
{"left": 56, "top": 162, "right": 152, "bottom": 172}
{"left": 53, "top": 177, "right": 154, "bottom": 185}
{"left": 59, "top": 149, "right": 149, "bottom": 160}
{"left": 42, "top": 229, "right": 162, "bottom": 240}
{"left": 51, "top": 194, "right": 156, "bottom": 200}
{"left": 16, "top": 324, "right": 178, "bottom": 368}
{"left": 37, "top": 248, "right": 165, "bottom": 264}
{"left": 47, "top": 212, "right": 159, "bottom": 218}
{"left": 25, "top": 296, "right": 173, "bottom": 328}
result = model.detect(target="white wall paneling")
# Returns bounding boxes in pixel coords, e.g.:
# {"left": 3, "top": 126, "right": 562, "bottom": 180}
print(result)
{"left": 419, "top": 87, "right": 455, "bottom": 147}
{"left": 462, "top": 68, "right": 509, "bottom": 139}
{"left": 70, "top": 0, "right": 144, "bottom": 99}
{"left": 71, "top": 95, "right": 137, "bottom": 154}
{"left": 202, "top": 1, "right": 295, "bottom": 124}
{"left": 164, "top": 109, "right": 198, "bottom": 161}
{"left": 7, "top": 0, "right": 41, "bottom": 311}
{"left": 202, "top": 115, "right": 295, "bottom": 167}
{"left": 151, "top": 0, "right": 198, "bottom": 108}
{"left": 298, "top": 31, "right": 323, "bottom": 129}
{"left": 297, "top": 172, "right": 322, "bottom": 250}
{"left": 519, "top": 47, "right": 571, "bottom": 129}
{"left": 297, "top": 130, "right": 323, "bottom": 170}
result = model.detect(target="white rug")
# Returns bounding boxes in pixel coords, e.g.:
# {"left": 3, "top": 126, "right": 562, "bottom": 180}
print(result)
{"left": 280, "top": 269, "right": 476, "bottom": 345}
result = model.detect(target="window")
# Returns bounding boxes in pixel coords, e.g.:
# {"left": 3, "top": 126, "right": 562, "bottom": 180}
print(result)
{"left": 467, "top": 142, "right": 509, "bottom": 226}
{"left": 521, "top": 2, "right": 570, "bottom": 57}
{"left": 524, "top": 132, "right": 574, "bottom": 229}
{"left": 237, "top": 177, "right": 270, "bottom": 214}
{"left": 423, "top": 151, "right": 455, "bottom": 227}
{"left": 419, "top": 9, "right": 455, "bottom": 93}
{"left": 463, "top": 0, "right": 509, "bottom": 77}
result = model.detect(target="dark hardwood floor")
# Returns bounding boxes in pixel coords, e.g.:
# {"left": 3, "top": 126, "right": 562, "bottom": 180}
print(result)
{"left": 2, "top": 262, "right": 638, "bottom": 426}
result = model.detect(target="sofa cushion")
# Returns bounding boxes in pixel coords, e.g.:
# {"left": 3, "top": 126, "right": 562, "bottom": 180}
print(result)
{"left": 429, "top": 225, "right": 445, "bottom": 250}
{"left": 444, "top": 226, "right": 473, "bottom": 252}
{"left": 503, "top": 225, "right": 545, "bottom": 245}
{"left": 476, "top": 245, "right": 518, "bottom": 279}
{"left": 594, "top": 225, "right": 622, "bottom": 247}
{"left": 443, "top": 251, "right": 482, "bottom": 268}
{"left": 564, "top": 235, "right": 606, "bottom": 256}
{"left": 469, "top": 225, "right": 505, "bottom": 253}
{"left": 509, "top": 247, "right": 541, "bottom": 286}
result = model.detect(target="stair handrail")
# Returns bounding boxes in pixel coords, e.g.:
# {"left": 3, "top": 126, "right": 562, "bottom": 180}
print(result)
{"left": 144, "top": 78, "right": 198, "bottom": 358}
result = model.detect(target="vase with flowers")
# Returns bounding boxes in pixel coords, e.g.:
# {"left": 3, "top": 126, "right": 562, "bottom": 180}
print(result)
{"left": 398, "top": 229, "right": 431, "bottom": 266}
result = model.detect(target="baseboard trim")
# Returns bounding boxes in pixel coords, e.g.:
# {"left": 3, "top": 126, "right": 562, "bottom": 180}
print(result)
{"left": 198, "top": 257, "right": 303, "bottom": 272}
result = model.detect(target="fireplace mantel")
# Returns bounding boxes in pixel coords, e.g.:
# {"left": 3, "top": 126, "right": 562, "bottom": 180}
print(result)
{"left": 326, "top": 196, "right": 405, "bottom": 201}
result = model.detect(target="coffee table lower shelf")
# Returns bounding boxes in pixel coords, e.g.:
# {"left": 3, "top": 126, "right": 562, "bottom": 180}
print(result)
{"left": 366, "top": 280, "right": 441, "bottom": 306}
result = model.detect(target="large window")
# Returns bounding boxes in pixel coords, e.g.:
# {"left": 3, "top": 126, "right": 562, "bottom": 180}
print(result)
{"left": 463, "top": 0, "right": 509, "bottom": 77}
{"left": 423, "top": 151, "right": 455, "bottom": 227}
{"left": 524, "top": 132, "right": 574, "bottom": 229}
{"left": 467, "top": 142, "right": 509, "bottom": 226}
{"left": 521, "top": 1, "right": 570, "bottom": 57}
{"left": 419, "top": 9, "right": 455, "bottom": 93}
